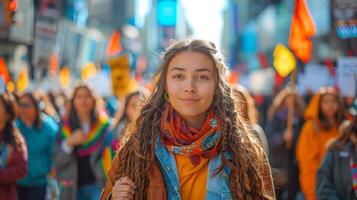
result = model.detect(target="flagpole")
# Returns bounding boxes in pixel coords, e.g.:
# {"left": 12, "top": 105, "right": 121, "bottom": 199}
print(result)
{"left": 286, "top": 68, "right": 297, "bottom": 149}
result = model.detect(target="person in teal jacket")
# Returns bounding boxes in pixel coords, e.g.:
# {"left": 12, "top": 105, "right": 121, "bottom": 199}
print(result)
{"left": 15, "top": 92, "right": 59, "bottom": 200}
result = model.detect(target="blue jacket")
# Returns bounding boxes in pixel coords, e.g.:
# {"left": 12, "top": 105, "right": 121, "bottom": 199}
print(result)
{"left": 16, "top": 115, "right": 59, "bottom": 186}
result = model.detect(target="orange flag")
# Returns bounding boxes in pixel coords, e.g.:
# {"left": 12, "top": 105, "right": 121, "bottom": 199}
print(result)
{"left": 106, "top": 31, "right": 122, "bottom": 56}
{"left": 289, "top": 0, "right": 316, "bottom": 63}
{"left": 59, "top": 67, "right": 71, "bottom": 88}
{"left": 49, "top": 53, "right": 59, "bottom": 75}
{"left": 0, "top": 57, "right": 10, "bottom": 83}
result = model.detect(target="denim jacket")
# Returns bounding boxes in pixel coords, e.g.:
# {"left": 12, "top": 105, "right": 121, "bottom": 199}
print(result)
{"left": 100, "top": 137, "right": 275, "bottom": 200}
{"left": 155, "top": 137, "right": 233, "bottom": 200}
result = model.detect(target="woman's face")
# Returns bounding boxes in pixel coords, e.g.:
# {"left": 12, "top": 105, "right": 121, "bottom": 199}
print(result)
{"left": 19, "top": 96, "right": 37, "bottom": 124}
{"left": 166, "top": 51, "right": 216, "bottom": 123}
{"left": 126, "top": 95, "right": 142, "bottom": 122}
{"left": 320, "top": 94, "right": 339, "bottom": 119}
{"left": 73, "top": 88, "right": 95, "bottom": 115}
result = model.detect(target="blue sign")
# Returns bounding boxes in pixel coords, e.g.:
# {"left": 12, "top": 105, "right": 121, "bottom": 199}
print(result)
{"left": 157, "top": 0, "right": 177, "bottom": 26}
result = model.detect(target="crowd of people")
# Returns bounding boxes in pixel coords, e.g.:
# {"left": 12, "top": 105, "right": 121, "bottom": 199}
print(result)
{"left": 0, "top": 39, "right": 356, "bottom": 200}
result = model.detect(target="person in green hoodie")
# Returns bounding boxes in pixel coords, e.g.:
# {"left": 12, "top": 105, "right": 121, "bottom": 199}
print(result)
{"left": 16, "top": 92, "right": 59, "bottom": 200}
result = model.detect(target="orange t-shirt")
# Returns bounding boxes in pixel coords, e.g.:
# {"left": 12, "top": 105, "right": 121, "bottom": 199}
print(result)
{"left": 174, "top": 155, "right": 209, "bottom": 200}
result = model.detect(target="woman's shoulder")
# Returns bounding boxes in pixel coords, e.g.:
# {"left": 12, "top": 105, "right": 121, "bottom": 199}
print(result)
{"left": 302, "top": 119, "right": 321, "bottom": 134}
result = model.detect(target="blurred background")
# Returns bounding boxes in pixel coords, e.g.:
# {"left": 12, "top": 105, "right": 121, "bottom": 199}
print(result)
{"left": 0, "top": 1, "right": 357, "bottom": 200}
{"left": 0, "top": 0, "right": 355, "bottom": 96}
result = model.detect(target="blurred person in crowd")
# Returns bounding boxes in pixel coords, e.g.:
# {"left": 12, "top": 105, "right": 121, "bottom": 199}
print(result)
{"left": 232, "top": 84, "right": 269, "bottom": 155}
{"left": 53, "top": 84, "right": 113, "bottom": 200}
{"left": 265, "top": 87, "right": 305, "bottom": 200}
{"left": 100, "top": 39, "right": 274, "bottom": 200}
{"left": 34, "top": 90, "right": 61, "bottom": 123}
{"left": 0, "top": 94, "right": 27, "bottom": 200}
{"left": 111, "top": 90, "right": 147, "bottom": 151}
{"left": 316, "top": 106, "right": 357, "bottom": 200}
{"left": 55, "top": 91, "right": 71, "bottom": 118}
{"left": 9, "top": 93, "right": 21, "bottom": 118}
{"left": 16, "top": 92, "right": 59, "bottom": 200}
{"left": 296, "top": 87, "right": 345, "bottom": 200}
{"left": 47, "top": 91, "right": 67, "bottom": 120}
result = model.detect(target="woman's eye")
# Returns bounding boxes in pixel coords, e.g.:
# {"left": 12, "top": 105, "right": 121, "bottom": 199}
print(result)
{"left": 197, "top": 75, "right": 209, "bottom": 80}
{"left": 172, "top": 74, "right": 182, "bottom": 79}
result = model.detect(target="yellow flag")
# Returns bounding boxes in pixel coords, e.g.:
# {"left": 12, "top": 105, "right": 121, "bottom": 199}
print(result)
{"left": 273, "top": 44, "right": 296, "bottom": 77}
{"left": 81, "top": 63, "right": 97, "bottom": 80}
{"left": 17, "top": 69, "right": 29, "bottom": 94}
{"left": 59, "top": 67, "right": 71, "bottom": 88}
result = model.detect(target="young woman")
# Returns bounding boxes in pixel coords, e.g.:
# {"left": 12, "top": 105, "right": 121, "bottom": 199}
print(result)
{"left": 54, "top": 84, "right": 113, "bottom": 200}
{"left": 100, "top": 39, "right": 274, "bottom": 200}
{"left": 111, "top": 91, "right": 147, "bottom": 151}
{"left": 296, "top": 87, "right": 345, "bottom": 200}
{"left": 265, "top": 87, "right": 305, "bottom": 200}
{"left": 316, "top": 112, "right": 357, "bottom": 200}
{"left": 16, "top": 92, "right": 59, "bottom": 200}
{"left": 0, "top": 94, "right": 27, "bottom": 200}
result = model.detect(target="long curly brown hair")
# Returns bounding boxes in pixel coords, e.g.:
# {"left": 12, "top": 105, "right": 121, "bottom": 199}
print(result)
{"left": 114, "top": 39, "right": 272, "bottom": 199}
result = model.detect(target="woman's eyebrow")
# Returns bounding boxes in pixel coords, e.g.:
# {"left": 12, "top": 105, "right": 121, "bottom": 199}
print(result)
{"left": 195, "top": 68, "right": 212, "bottom": 73}
{"left": 170, "top": 67, "right": 185, "bottom": 72}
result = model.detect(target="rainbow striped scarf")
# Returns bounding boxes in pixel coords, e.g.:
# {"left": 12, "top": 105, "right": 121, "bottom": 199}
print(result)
{"left": 61, "top": 113, "right": 114, "bottom": 178}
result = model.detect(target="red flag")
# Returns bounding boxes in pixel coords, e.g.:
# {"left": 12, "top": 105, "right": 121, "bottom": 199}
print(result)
{"left": 0, "top": 57, "right": 10, "bottom": 83}
{"left": 106, "top": 31, "right": 122, "bottom": 56}
{"left": 289, "top": 0, "right": 316, "bottom": 63}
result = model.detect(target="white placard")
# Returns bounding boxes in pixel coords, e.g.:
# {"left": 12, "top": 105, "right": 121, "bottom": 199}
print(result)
{"left": 298, "top": 64, "right": 334, "bottom": 94}
{"left": 86, "top": 71, "right": 113, "bottom": 97}
{"left": 337, "top": 57, "right": 357, "bottom": 97}
{"left": 249, "top": 68, "right": 274, "bottom": 95}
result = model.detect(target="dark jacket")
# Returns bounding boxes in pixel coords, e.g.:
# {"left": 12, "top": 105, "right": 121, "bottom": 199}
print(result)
{"left": 316, "top": 142, "right": 357, "bottom": 200}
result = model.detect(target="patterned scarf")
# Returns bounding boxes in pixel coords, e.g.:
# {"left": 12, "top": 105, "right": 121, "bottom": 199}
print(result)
{"left": 61, "top": 112, "right": 114, "bottom": 178}
{"left": 161, "top": 103, "right": 222, "bottom": 165}
{"left": 350, "top": 152, "right": 357, "bottom": 198}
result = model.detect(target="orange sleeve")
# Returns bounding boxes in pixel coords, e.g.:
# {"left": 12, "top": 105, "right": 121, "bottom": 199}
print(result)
{"left": 296, "top": 121, "right": 319, "bottom": 200}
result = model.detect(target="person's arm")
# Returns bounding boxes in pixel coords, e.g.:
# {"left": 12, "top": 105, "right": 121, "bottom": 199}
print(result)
{"left": 296, "top": 121, "right": 320, "bottom": 200}
{"left": 316, "top": 151, "right": 342, "bottom": 200}
{"left": 100, "top": 151, "right": 121, "bottom": 200}
{"left": 0, "top": 139, "right": 28, "bottom": 183}
{"left": 47, "top": 120, "right": 59, "bottom": 172}
{"left": 53, "top": 128, "right": 76, "bottom": 170}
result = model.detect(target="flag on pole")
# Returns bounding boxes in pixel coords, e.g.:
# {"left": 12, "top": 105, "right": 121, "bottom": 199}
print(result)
{"left": 81, "top": 63, "right": 97, "bottom": 81}
{"left": 289, "top": 0, "right": 316, "bottom": 63}
{"left": 49, "top": 53, "right": 59, "bottom": 75}
{"left": 17, "top": 69, "right": 29, "bottom": 94}
{"left": 59, "top": 67, "right": 71, "bottom": 88}
{"left": 106, "top": 31, "right": 122, "bottom": 56}
{"left": 0, "top": 57, "right": 10, "bottom": 83}
{"left": 273, "top": 44, "right": 296, "bottom": 77}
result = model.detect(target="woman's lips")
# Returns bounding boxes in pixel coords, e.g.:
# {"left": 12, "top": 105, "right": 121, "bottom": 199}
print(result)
{"left": 179, "top": 98, "right": 200, "bottom": 104}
